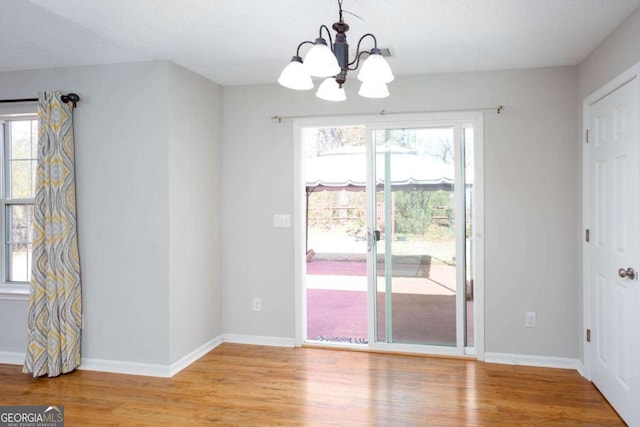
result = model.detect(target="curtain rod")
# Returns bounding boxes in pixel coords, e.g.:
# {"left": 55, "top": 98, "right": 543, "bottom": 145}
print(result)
{"left": 271, "top": 105, "right": 504, "bottom": 123}
{"left": 0, "top": 93, "right": 81, "bottom": 108}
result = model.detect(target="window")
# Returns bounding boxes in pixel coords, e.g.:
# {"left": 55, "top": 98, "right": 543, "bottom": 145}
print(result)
{"left": 0, "top": 115, "right": 37, "bottom": 295}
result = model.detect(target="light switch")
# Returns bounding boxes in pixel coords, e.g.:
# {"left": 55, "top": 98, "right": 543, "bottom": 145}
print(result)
{"left": 273, "top": 214, "right": 291, "bottom": 228}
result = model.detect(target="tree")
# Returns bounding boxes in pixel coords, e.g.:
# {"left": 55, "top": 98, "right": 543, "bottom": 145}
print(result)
{"left": 394, "top": 189, "right": 454, "bottom": 235}
{"left": 303, "top": 126, "right": 365, "bottom": 157}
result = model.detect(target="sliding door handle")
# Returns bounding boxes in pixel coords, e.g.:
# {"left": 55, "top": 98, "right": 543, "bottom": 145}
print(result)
{"left": 367, "top": 229, "right": 382, "bottom": 252}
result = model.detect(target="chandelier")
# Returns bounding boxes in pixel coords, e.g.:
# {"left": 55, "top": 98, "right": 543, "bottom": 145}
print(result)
{"left": 277, "top": 0, "right": 394, "bottom": 101}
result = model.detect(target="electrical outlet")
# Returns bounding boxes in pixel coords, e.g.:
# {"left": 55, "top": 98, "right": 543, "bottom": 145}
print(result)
{"left": 253, "top": 297, "right": 261, "bottom": 312}
{"left": 525, "top": 311, "right": 536, "bottom": 328}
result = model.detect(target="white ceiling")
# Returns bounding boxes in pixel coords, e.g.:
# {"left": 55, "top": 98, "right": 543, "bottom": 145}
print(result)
{"left": 2, "top": 0, "right": 640, "bottom": 86}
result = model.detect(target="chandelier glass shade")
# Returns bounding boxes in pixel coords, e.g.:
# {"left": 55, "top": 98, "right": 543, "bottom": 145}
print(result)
{"left": 357, "top": 50, "right": 394, "bottom": 83}
{"left": 358, "top": 81, "right": 389, "bottom": 98}
{"left": 277, "top": 56, "right": 313, "bottom": 90}
{"left": 278, "top": 0, "right": 393, "bottom": 101}
{"left": 316, "top": 77, "right": 347, "bottom": 101}
{"left": 304, "top": 39, "right": 341, "bottom": 77}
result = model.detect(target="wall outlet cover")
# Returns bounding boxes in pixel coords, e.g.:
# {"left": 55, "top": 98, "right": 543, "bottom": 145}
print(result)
{"left": 525, "top": 311, "right": 536, "bottom": 328}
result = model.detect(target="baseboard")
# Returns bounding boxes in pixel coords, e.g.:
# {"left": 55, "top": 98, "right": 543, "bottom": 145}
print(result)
{"left": 4, "top": 346, "right": 583, "bottom": 378}
{"left": 1, "top": 335, "right": 272, "bottom": 377}
{"left": 80, "top": 335, "right": 224, "bottom": 378}
{"left": 79, "top": 357, "right": 171, "bottom": 377}
{"left": 0, "top": 351, "right": 25, "bottom": 365}
{"left": 484, "top": 352, "right": 580, "bottom": 370}
{"left": 223, "top": 333, "right": 295, "bottom": 348}
{"left": 0, "top": 350, "right": 174, "bottom": 377}
{"left": 576, "top": 359, "right": 586, "bottom": 378}
{"left": 169, "top": 335, "right": 223, "bottom": 377}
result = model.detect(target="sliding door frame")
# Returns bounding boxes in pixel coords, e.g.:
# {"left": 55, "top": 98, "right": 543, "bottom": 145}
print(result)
{"left": 294, "top": 112, "right": 485, "bottom": 360}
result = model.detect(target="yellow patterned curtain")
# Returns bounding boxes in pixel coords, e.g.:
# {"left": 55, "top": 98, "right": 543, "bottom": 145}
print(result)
{"left": 24, "top": 91, "right": 82, "bottom": 377}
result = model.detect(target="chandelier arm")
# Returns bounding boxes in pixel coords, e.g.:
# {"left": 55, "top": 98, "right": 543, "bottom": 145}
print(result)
{"left": 319, "top": 24, "right": 335, "bottom": 50}
{"left": 348, "top": 33, "right": 378, "bottom": 68}
{"left": 295, "top": 40, "right": 314, "bottom": 56}
{"left": 347, "top": 50, "right": 370, "bottom": 71}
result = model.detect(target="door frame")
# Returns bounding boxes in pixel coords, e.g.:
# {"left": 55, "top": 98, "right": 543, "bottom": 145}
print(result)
{"left": 293, "top": 112, "right": 485, "bottom": 360}
{"left": 582, "top": 61, "right": 640, "bottom": 379}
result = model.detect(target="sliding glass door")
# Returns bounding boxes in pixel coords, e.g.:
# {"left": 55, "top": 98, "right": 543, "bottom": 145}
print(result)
{"left": 303, "top": 126, "right": 369, "bottom": 344}
{"left": 300, "top": 114, "right": 481, "bottom": 355}
{"left": 370, "top": 125, "right": 472, "bottom": 350}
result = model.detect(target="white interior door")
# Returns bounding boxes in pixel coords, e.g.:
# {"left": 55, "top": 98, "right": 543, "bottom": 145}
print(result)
{"left": 588, "top": 76, "right": 640, "bottom": 426}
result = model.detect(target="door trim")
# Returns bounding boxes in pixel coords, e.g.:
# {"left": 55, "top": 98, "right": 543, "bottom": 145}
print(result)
{"left": 293, "top": 112, "right": 485, "bottom": 361}
{"left": 582, "top": 61, "right": 640, "bottom": 380}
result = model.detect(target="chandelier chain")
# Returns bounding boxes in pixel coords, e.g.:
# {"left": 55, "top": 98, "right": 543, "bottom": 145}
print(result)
{"left": 338, "top": 0, "right": 364, "bottom": 22}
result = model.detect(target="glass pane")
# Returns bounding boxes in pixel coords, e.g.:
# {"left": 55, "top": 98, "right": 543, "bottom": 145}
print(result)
{"left": 10, "top": 204, "right": 30, "bottom": 241}
{"left": 8, "top": 119, "right": 38, "bottom": 199}
{"left": 374, "top": 128, "right": 457, "bottom": 346}
{"left": 8, "top": 244, "right": 31, "bottom": 282}
{"left": 304, "top": 126, "right": 369, "bottom": 344}
{"left": 10, "top": 120, "right": 35, "bottom": 159}
{"left": 6, "top": 204, "right": 34, "bottom": 282}
{"left": 10, "top": 159, "right": 35, "bottom": 198}
{"left": 464, "top": 128, "right": 475, "bottom": 347}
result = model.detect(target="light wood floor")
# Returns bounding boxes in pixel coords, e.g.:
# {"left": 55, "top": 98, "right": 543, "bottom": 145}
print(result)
{"left": 0, "top": 343, "right": 625, "bottom": 426}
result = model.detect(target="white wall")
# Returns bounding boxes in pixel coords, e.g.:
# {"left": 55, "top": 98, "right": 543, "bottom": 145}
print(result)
{"left": 77, "top": 62, "right": 171, "bottom": 364}
{"left": 579, "top": 6, "right": 640, "bottom": 98}
{"left": 168, "top": 63, "right": 223, "bottom": 363}
{"left": 0, "top": 61, "right": 223, "bottom": 369}
{"left": 0, "top": 62, "right": 171, "bottom": 363}
{"left": 222, "top": 67, "right": 580, "bottom": 358}
{"left": 0, "top": 300, "right": 28, "bottom": 354}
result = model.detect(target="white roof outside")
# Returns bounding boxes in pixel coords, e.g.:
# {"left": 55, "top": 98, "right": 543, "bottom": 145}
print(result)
{"left": 305, "top": 149, "right": 454, "bottom": 192}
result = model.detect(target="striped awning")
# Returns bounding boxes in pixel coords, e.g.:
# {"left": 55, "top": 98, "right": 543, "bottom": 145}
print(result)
{"left": 305, "top": 148, "right": 454, "bottom": 192}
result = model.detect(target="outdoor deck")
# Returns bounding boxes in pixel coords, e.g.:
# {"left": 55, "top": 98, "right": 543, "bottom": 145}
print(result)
{"left": 305, "top": 256, "right": 473, "bottom": 346}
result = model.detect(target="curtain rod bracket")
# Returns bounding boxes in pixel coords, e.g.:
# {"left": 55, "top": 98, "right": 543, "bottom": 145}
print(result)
{"left": 61, "top": 93, "right": 80, "bottom": 108}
